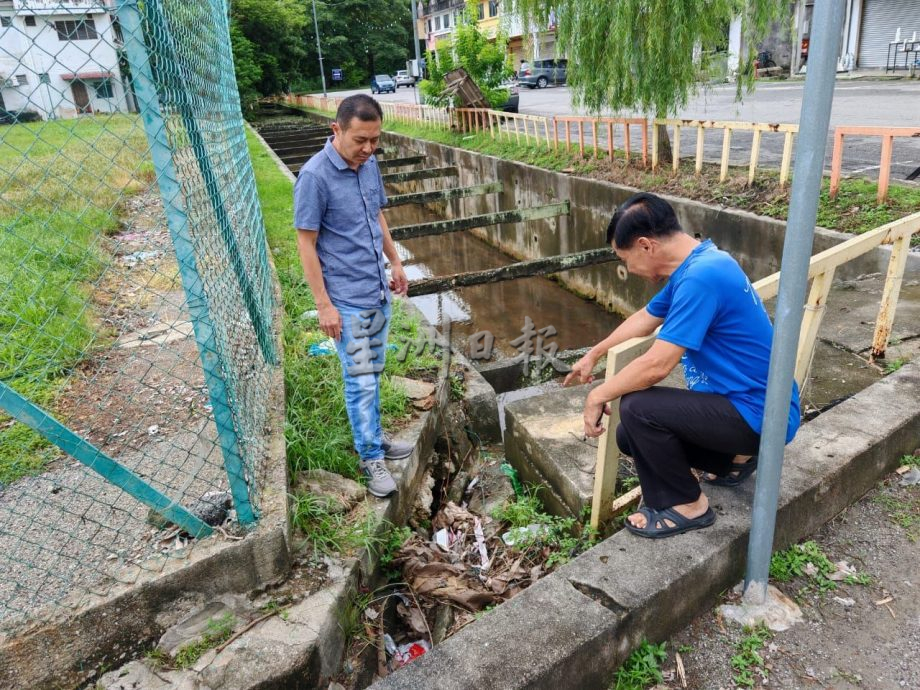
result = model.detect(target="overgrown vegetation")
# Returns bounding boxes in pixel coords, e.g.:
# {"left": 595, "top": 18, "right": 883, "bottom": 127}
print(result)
{"left": 492, "top": 486, "right": 598, "bottom": 568}
{"left": 610, "top": 640, "right": 668, "bottom": 690}
{"left": 0, "top": 116, "right": 151, "bottom": 483}
{"left": 730, "top": 624, "right": 772, "bottom": 689}
{"left": 171, "top": 613, "right": 237, "bottom": 670}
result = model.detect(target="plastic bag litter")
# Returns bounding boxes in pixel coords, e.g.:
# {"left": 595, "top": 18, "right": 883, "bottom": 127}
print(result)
{"left": 394, "top": 639, "right": 430, "bottom": 667}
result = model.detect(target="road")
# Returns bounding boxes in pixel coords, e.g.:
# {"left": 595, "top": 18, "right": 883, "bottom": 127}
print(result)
{"left": 313, "top": 79, "right": 920, "bottom": 183}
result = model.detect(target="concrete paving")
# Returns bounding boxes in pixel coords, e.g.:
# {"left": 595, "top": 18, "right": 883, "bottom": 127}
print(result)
{"left": 373, "top": 362, "right": 920, "bottom": 690}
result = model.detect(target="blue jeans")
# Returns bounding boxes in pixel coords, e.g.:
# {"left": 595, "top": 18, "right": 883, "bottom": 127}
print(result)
{"left": 332, "top": 301, "right": 391, "bottom": 462}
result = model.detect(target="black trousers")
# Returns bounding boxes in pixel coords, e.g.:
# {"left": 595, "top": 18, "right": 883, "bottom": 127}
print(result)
{"left": 615, "top": 386, "right": 761, "bottom": 509}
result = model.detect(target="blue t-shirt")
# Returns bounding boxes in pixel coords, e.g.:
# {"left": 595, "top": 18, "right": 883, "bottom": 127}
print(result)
{"left": 646, "top": 239, "right": 800, "bottom": 443}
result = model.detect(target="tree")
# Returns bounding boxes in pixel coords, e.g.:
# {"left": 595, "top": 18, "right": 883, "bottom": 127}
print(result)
{"left": 230, "top": 0, "right": 309, "bottom": 106}
{"left": 510, "top": 0, "right": 784, "bottom": 160}
{"left": 420, "top": 1, "right": 513, "bottom": 108}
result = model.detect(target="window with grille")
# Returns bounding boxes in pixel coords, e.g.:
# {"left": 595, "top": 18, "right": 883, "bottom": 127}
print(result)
{"left": 1, "top": 16, "right": 11, "bottom": 28}
{"left": 489, "top": 1, "right": 499, "bottom": 17}
{"left": 16, "top": 74, "right": 28, "bottom": 86}
{"left": 25, "top": 16, "right": 36, "bottom": 27}
{"left": 95, "top": 79, "right": 113, "bottom": 98}
{"left": 477, "top": 3, "right": 484, "bottom": 20}
{"left": 55, "top": 18, "right": 98, "bottom": 41}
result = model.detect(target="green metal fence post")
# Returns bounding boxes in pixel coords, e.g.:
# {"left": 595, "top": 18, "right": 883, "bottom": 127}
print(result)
{"left": 0, "top": 382, "right": 212, "bottom": 538}
{"left": 116, "top": 0, "right": 257, "bottom": 525}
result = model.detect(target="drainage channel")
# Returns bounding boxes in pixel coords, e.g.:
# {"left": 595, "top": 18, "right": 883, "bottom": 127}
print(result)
{"left": 255, "top": 114, "right": 624, "bottom": 398}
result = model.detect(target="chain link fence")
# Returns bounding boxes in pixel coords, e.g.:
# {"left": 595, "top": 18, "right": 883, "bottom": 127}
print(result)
{"left": 0, "top": 0, "right": 277, "bottom": 632}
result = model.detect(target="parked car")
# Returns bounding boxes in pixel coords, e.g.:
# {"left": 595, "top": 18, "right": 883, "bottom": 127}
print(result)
{"left": 498, "top": 80, "right": 520, "bottom": 113}
{"left": 394, "top": 70, "right": 416, "bottom": 88}
{"left": 370, "top": 74, "right": 396, "bottom": 94}
{"left": 518, "top": 59, "right": 568, "bottom": 89}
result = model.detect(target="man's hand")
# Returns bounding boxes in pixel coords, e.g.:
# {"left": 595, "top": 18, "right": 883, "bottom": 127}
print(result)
{"left": 389, "top": 263, "right": 408, "bottom": 297}
{"left": 318, "top": 302, "right": 342, "bottom": 341}
{"left": 583, "top": 392, "right": 611, "bottom": 439}
{"left": 564, "top": 353, "right": 597, "bottom": 387}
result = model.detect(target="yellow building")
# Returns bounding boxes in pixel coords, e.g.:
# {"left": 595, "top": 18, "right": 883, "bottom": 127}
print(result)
{"left": 476, "top": 0, "right": 501, "bottom": 40}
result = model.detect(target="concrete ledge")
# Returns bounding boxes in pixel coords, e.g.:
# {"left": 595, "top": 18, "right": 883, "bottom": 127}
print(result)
{"left": 373, "top": 362, "right": 920, "bottom": 689}
{"left": 0, "top": 370, "right": 292, "bottom": 690}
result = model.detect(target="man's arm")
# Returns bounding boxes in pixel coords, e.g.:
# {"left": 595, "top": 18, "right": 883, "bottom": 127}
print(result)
{"left": 297, "top": 229, "right": 342, "bottom": 340}
{"left": 564, "top": 307, "right": 664, "bottom": 385}
{"left": 379, "top": 210, "right": 407, "bottom": 296}
{"left": 583, "top": 339, "right": 685, "bottom": 437}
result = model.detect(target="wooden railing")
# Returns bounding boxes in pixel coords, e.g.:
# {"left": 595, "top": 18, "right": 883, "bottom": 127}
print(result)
{"left": 830, "top": 126, "right": 920, "bottom": 202}
{"left": 653, "top": 119, "right": 799, "bottom": 186}
{"left": 589, "top": 210, "right": 920, "bottom": 530}
{"left": 553, "top": 116, "right": 648, "bottom": 164}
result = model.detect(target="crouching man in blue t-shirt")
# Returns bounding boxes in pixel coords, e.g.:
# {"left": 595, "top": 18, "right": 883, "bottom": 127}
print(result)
{"left": 566, "top": 192, "right": 800, "bottom": 539}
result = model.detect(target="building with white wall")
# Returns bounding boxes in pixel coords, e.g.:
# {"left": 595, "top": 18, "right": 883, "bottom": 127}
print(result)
{"left": 0, "top": 0, "right": 131, "bottom": 119}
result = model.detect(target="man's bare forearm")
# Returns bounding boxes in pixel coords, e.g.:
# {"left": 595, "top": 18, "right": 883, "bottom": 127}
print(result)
{"left": 379, "top": 211, "right": 401, "bottom": 267}
{"left": 297, "top": 230, "right": 330, "bottom": 306}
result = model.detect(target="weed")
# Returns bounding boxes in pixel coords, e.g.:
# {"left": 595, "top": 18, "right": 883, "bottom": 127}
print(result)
{"left": 290, "top": 491, "right": 383, "bottom": 556}
{"left": 610, "top": 640, "right": 667, "bottom": 690}
{"left": 492, "top": 485, "right": 598, "bottom": 568}
{"left": 731, "top": 624, "right": 772, "bottom": 688}
{"left": 677, "top": 643, "right": 693, "bottom": 655}
{"left": 173, "top": 613, "right": 237, "bottom": 670}
{"left": 144, "top": 647, "right": 169, "bottom": 669}
{"left": 379, "top": 525, "right": 413, "bottom": 579}
{"left": 339, "top": 589, "right": 374, "bottom": 642}
{"left": 873, "top": 492, "right": 920, "bottom": 542}
{"left": 259, "top": 598, "right": 290, "bottom": 620}
{"left": 449, "top": 371, "right": 466, "bottom": 401}
{"left": 769, "top": 540, "right": 871, "bottom": 592}
{"left": 902, "top": 453, "right": 920, "bottom": 468}
{"left": 883, "top": 357, "right": 907, "bottom": 374}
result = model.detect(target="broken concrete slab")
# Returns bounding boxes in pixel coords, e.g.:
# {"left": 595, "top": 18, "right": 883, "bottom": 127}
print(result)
{"left": 391, "top": 376, "right": 436, "bottom": 401}
{"left": 820, "top": 277, "right": 920, "bottom": 354}
{"left": 292, "top": 469, "right": 366, "bottom": 515}
{"left": 372, "top": 362, "right": 920, "bottom": 690}
{"left": 158, "top": 594, "right": 253, "bottom": 656}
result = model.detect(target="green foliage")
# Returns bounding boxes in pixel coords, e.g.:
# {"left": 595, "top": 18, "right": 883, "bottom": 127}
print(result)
{"left": 610, "top": 640, "right": 667, "bottom": 690}
{"left": 731, "top": 624, "right": 772, "bottom": 688}
{"left": 492, "top": 485, "right": 598, "bottom": 568}
{"left": 873, "top": 491, "right": 920, "bottom": 542}
{"left": 883, "top": 358, "right": 907, "bottom": 374}
{"left": 173, "top": 613, "right": 237, "bottom": 669}
{"left": 379, "top": 525, "right": 413, "bottom": 578}
{"left": 290, "top": 491, "right": 383, "bottom": 556}
{"left": 420, "top": 1, "right": 512, "bottom": 108}
{"left": 511, "top": 0, "right": 784, "bottom": 115}
{"left": 903, "top": 453, "right": 920, "bottom": 468}
{"left": 230, "top": 0, "right": 308, "bottom": 106}
{"left": 769, "top": 540, "right": 872, "bottom": 592}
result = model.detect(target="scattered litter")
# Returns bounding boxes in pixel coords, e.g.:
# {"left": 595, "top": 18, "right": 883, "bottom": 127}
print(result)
{"left": 802, "top": 562, "right": 819, "bottom": 577}
{"left": 147, "top": 424, "right": 159, "bottom": 435}
{"left": 383, "top": 633, "right": 398, "bottom": 657}
{"left": 308, "top": 339, "right": 336, "bottom": 356}
{"left": 364, "top": 607, "right": 379, "bottom": 621}
{"left": 898, "top": 467, "right": 920, "bottom": 486}
{"left": 473, "top": 517, "right": 490, "bottom": 572}
{"left": 119, "top": 250, "right": 162, "bottom": 266}
{"left": 675, "top": 651, "right": 687, "bottom": 688}
{"left": 499, "top": 463, "right": 523, "bottom": 497}
{"left": 874, "top": 596, "right": 893, "bottom": 606}
{"left": 433, "top": 528, "right": 450, "bottom": 550}
{"left": 393, "top": 639, "right": 430, "bottom": 667}
{"left": 833, "top": 596, "right": 856, "bottom": 607}
{"left": 827, "top": 560, "right": 857, "bottom": 581}
{"left": 301, "top": 310, "right": 319, "bottom": 320}
{"left": 501, "top": 524, "right": 545, "bottom": 546}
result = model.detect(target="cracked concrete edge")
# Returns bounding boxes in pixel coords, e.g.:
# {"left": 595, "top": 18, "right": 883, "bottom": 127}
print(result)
{"left": 371, "top": 362, "right": 920, "bottom": 690}
{"left": 0, "top": 347, "right": 292, "bottom": 690}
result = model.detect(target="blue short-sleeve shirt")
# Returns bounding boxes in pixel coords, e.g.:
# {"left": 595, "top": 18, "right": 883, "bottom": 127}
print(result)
{"left": 646, "top": 239, "right": 801, "bottom": 443}
{"left": 294, "top": 137, "right": 389, "bottom": 308}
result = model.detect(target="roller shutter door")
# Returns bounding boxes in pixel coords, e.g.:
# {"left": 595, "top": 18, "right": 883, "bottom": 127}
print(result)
{"left": 857, "top": 0, "right": 920, "bottom": 68}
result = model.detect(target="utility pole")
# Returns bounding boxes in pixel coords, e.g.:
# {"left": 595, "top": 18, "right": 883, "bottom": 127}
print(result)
{"left": 744, "top": 0, "right": 846, "bottom": 605}
{"left": 311, "top": 0, "right": 327, "bottom": 97}
{"left": 410, "top": 0, "right": 422, "bottom": 104}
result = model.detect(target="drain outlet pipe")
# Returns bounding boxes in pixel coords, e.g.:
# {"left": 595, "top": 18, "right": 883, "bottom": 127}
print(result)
{"left": 744, "top": 0, "right": 847, "bottom": 604}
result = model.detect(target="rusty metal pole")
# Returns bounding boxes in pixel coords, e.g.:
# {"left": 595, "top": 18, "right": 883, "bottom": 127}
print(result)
{"left": 744, "top": 0, "right": 847, "bottom": 604}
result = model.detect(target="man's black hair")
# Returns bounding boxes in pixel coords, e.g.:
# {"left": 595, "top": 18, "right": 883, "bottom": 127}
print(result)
{"left": 605, "top": 192, "right": 683, "bottom": 248}
{"left": 335, "top": 94, "right": 383, "bottom": 130}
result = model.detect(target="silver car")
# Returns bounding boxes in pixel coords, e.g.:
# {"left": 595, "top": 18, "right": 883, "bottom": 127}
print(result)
{"left": 518, "top": 59, "right": 568, "bottom": 89}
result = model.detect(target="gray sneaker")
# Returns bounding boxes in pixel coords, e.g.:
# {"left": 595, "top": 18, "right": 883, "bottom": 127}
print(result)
{"left": 360, "top": 459, "right": 397, "bottom": 497}
{"left": 382, "top": 434, "right": 413, "bottom": 460}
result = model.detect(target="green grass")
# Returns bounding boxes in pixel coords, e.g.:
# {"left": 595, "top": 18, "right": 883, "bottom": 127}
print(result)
{"left": 873, "top": 490, "right": 920, "bottom": 542}
{"left": 491, "top": 485, "right": 598, "bottom": 568}
{"left": 610, "top": 640, "right": 667, "bottom": 690}
{"left": 0, "top": 115, "right": 151, "bottom": 483}
{"left": 883, "top": 357, "right": 908, "bottom": 374}
{"left": 246, "top": 128, "right": 440, "bottom": 485}
{"left": 731, "top": 624, "right": 772, "bottom": 689}
{"left": 172, "top": 612, "right": 237, "bottom": 670}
